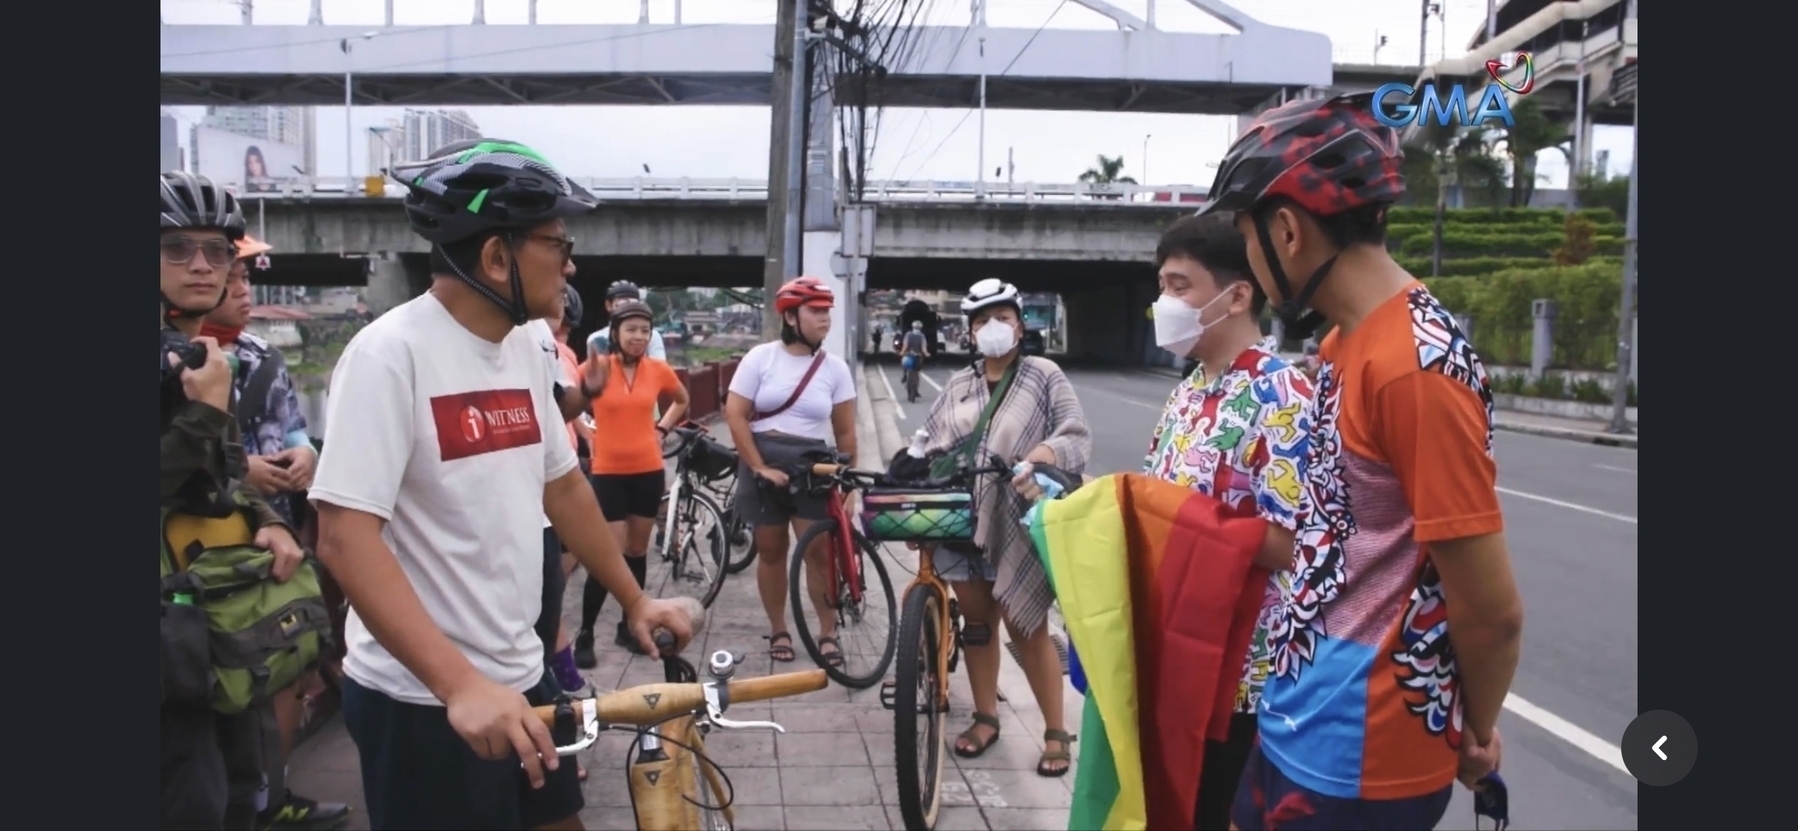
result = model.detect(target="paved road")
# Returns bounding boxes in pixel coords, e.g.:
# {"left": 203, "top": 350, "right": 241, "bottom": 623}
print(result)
{"left": 870, "top": 358, "right": 1640, "bottom": 830}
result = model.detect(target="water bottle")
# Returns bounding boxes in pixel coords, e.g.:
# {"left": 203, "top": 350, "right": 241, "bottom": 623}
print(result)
{"left": 906, "top": 429, "right": 929, "bottom": 459}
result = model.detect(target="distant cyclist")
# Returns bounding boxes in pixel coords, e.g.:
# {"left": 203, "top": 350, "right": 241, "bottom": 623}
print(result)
{"left": 1197, "top": 94, "right": 1523, "bottom": 830}
{"left": 899, "top": 320, "right": 930, "bottom": 402}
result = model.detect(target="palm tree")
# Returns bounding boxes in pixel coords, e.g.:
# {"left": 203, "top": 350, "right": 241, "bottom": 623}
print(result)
{"left": 1077, "top": 154, "right": 1137, "bottom": 199}
{"left": 1402, "top": 121, "right": 1508, "bottom": 275}
{"left": 1494, "top": 96, "right": 1569, "bottom": 207}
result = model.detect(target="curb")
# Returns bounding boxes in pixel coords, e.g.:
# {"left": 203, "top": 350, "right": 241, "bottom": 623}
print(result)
{"left": 1494, "top": 420, "right": 1638, "bottom": 449}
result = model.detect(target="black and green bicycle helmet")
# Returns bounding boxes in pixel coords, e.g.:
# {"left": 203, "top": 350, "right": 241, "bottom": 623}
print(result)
{"left": 391, "top": 139, "right": 598, "bottom": 324}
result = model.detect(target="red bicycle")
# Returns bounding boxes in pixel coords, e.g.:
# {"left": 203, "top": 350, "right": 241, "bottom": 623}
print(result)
{"left": 777, "top": 451, "right": 898, "bottom": 689}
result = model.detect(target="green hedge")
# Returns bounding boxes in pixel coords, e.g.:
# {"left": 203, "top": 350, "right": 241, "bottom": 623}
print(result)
{"left": 1385, "top": 206, "right": 1617, "bottom": 226}
{"left": 1397, "top": 231, "right": 1624, "bottom": 259}
{"left": 1395, "top": 255, "right": 1621, "bottom": 278}
{"left": 1424, "top": 262, "right": 1628, "bottom": 371}
{"left": 1388, "top": 222, "right": 1625, "bottom": 245}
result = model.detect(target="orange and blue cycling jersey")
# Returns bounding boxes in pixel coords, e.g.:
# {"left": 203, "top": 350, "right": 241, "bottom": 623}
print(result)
{"left": 1257, "top": 283, "right": 1503, "bottom": 801}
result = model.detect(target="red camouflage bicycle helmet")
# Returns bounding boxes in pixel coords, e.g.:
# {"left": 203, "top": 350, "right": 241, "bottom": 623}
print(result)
{"left": 774, "top": 276, "right": 834, "bottom": 314}
{"left": 1193, "top": 92, "right": 1404, "bottom": 338}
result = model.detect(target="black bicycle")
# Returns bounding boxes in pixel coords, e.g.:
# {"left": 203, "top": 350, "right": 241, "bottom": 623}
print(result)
{"left": 651, "top": 423, "right": 747, "bottom": 608}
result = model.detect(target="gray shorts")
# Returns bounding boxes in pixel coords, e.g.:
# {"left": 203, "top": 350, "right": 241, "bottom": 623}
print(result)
{"left": 929, "top": 543, "right": 997, "bottom": 583}
{"left": 734, "top": 432, "right": 832, "bottom": 527}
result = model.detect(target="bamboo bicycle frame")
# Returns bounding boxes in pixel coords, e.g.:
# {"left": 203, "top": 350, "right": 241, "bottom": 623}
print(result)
{"left": 535, "top": 670, "right": 829, "bottom": 831}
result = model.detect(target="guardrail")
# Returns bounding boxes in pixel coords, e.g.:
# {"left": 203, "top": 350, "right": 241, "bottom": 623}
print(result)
{"left": 229, "top": 176, "right": 1209, "bottom": 205}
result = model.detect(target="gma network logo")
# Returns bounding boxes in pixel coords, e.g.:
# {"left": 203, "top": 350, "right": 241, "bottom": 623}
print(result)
{"left": 1372, "top": 51, "right": 1536, "bottom": 129}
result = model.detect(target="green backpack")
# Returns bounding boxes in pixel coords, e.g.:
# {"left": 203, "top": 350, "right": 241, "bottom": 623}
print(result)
{"left": 160, "top": 507, "right": 332, "bottom": 715}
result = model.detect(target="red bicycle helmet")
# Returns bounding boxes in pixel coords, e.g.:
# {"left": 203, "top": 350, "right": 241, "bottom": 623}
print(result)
{"left": 1194, "top": 92, "right": 1405, "bottom": 219}
{"left": 1194, "top": 93, "right": 1404, "bottom": 340}
{"left": 774, "top": 276, "right": 834, "bottom": 314}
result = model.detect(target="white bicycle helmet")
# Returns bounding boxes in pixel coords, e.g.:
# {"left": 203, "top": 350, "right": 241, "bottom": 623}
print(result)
{"left": 961, "top": 278, "right": 1021, "bottom": 317}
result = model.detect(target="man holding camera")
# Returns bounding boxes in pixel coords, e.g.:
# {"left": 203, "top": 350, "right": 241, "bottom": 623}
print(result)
{"left": 161, "top": 171, "right": 310, "bottom": 830}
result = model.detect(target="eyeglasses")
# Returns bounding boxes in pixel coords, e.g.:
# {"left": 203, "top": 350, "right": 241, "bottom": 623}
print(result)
{"left": 529, "top": 233, "right": 575, "bottom": 264}
{"left": 162, "top": 237, "right": 236, "bottom": 267}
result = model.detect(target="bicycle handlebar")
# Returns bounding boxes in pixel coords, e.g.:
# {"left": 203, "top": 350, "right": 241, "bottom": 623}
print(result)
{"left": 532, "top": 669, "right": 829, "bottom": 754}
{"left": 660, "top": 421, "right": 708, "bottom": 460}
{"left": 806, "top": 453, "right": 1021, "bottom": 492}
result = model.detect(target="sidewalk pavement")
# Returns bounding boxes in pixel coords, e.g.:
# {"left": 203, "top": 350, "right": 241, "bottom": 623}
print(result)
{"left": 1141, "top": 363, "right": 1639, "bottom": 449}
{"left": 288, "top": 384, "right": 1083, "bottom": 830}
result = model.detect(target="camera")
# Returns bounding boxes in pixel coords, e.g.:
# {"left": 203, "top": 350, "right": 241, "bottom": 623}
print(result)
{"left": 161, "top": 328, "right": 208, "bottom": 388}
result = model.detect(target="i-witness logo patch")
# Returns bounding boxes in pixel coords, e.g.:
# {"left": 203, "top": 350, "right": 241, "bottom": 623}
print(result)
{"left": 431, "top": 388, "right": 541, "bottom": 462}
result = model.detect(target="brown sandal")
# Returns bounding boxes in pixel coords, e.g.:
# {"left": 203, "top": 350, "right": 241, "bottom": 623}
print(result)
{"left": 953, "top": 712, "right": 1002, "bottom": 758}
{"left": 817, "top": 636, "right": 845, "bottom": 669}
{"left": 1037, "top": 729, "right": 1076, "bottom": 777}
{"left": 766, "top": 631, "right": 796, "bottom": 662}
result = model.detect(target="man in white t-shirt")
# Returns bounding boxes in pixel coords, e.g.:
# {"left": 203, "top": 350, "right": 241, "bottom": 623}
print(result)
{"left": 720, "top": 276, "right": 858, "bottom": 668}
{"left": 309, "top": 139, "right": 692, "bottom": 831}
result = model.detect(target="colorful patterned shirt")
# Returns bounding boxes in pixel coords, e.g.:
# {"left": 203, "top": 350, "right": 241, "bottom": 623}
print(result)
{"left": 1259, "top": 284, "right": 1504, "bottom": 800}
{"left": 225, "top": 331, "right": 311, "bottom": 526}
{"left": 1142, "top": 346, "right": 1314, "bottom": 714}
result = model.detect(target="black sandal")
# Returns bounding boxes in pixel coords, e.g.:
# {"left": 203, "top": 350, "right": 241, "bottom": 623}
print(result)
{"left": 1037, "top": 729, "right": 1076, "bottom": 777}
{"left": 954, "top": 712, "right": 1002, "bottom": 759}
{"left": 766, "top": 631, "right": 796, "bottom": 662}
{"left": 817, "top": 635, "right": 845, "bottom": 669}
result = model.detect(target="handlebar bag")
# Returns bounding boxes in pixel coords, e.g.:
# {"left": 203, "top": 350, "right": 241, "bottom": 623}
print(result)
{"left": 686, "top": 435, "right": 739, "bottom": 482}
{"left": 161, "top": 507, "right": 332, "bottom": 715}
{"left": 862, "top": 487, "right": 976, "bottom": 543}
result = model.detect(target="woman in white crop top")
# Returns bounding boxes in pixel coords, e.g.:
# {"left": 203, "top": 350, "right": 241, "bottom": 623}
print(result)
{"left": 721, "top": 277, "right": 857, "bottom": 668}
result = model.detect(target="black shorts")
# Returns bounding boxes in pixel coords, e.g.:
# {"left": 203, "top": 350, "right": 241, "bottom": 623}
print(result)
{"left": 535, "top": 527, "right": 565, "bottom": 662}
{"left": 1194, "top": 711, "right": 1259, "bottom": 830}
{"left": 160, "top": 703, "right": 267, "bottom": 830}
{"left": 733, "top": 432, "right": 832, "bottom": 526}
{"left": 590, "top": 470, "right": 665, "bottom": 522}
{"left": 341, "top": 673, "right": 583, "bottom": 830}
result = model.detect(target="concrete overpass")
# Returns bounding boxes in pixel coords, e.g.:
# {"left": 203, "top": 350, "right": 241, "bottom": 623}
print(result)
{"left": 245, "top": 179, "right": 1180, "bottom": 365}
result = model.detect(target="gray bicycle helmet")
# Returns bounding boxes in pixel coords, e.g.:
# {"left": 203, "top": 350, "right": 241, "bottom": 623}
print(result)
{"left": 390, "top": 138, "right": 597, "bottom": 325}
{"left": 606, "top": 280, "right": 642, "bottom": 301}
{"left": 561, "top": 284, "right": 585, "bottom": 329}
{"left": 159, "top": 171, "right": 244, "bottom": 319}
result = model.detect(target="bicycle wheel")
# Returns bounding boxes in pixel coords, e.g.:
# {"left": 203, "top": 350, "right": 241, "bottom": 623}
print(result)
{"left": 656, "top": 490, "right": 730, "bottom": 609}
{"left": 716, "top": 478, "right": 758, "bottom": 575}
{"left": 789, "top": 520, "right": 898, "bottom": 689}
{"left": 893, "top": 586, "right": 949, "bottom": 831}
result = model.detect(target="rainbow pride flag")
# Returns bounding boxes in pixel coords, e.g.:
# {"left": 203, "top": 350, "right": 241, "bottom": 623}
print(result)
{"left": 1028, "top": 473, "right": 1270, "bottom": 831}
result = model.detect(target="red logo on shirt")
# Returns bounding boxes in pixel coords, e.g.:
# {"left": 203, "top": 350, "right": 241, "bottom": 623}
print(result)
{"left": 431, "top": 389, "right": 541, "bottom": 462}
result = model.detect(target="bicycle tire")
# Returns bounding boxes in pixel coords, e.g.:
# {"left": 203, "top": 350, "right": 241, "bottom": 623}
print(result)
{"left": 692, "top": 729, "right": 734, "bottom": 831}
{"left": 723, "top": 508, "right": 757, "bottom": 575}
{"left": 893, "top": 586, "right": 949, "bottom": 831}
{"left": 788, "top": 521, "right": 898, "bottom": 689}
{"left": 663, "top": 490, "right": 730, "bottom": 609}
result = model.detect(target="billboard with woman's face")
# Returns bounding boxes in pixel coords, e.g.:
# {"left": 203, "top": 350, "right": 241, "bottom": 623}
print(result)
{"left": 191, "top": 126, "right": 305, "bottom": 194}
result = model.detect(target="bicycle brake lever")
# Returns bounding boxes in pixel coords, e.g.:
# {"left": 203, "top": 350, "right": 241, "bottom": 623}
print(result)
{"left": 702, "top": 683, "right": 786, "bottom": 733}
{"left": 551, "top": 699, "right": 602, "bottom": 756}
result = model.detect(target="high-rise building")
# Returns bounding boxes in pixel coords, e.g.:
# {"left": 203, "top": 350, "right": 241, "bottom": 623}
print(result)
{"left": 400, "top": 110, "right": 482, "bottom": 160}
{"left": 199, "top": 106, "right": 317, "bottom": 175}
{"left": 160, "top": 112, "right": 181, "bottom": 173}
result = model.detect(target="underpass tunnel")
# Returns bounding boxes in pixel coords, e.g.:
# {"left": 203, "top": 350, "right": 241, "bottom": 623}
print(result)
{"left": 864, "top": 257, "right": 1160, "bottom": 368}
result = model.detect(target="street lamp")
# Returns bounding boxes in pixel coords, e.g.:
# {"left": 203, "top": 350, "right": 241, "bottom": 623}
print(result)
{"left": 341, "top": 31, "right": 379, "bottom": 194}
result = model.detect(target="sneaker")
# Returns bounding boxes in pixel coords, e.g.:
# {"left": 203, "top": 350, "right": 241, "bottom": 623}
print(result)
{"left": 615, "top": 622, "right": 649, "bottom": 656}
{"left": 258, "top": 791, "right": 351, "bottom": 830}
{"left": 574, "top": 627, "right": 597, "bottom": 669}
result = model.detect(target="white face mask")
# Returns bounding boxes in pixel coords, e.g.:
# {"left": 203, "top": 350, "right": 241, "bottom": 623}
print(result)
{"left": 1151, "top": 289, "right": 1236, "bottom": 358}
{"left": 974, "top": 319, "right": 1018, "bottom": 358}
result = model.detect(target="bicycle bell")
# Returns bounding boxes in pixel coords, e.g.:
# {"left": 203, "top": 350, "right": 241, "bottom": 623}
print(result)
{"left": 708, "top": 650, "right": 737, "bottom": 680}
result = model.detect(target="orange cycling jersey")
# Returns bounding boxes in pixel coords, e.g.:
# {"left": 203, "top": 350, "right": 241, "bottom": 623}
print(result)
{"left": 588, "top": 356, "right": 681, "bottom": 476}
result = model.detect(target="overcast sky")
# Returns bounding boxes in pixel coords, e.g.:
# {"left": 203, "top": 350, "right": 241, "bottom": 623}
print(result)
{"left": 161, "top": 0, "right": 1635, "bottom": 188}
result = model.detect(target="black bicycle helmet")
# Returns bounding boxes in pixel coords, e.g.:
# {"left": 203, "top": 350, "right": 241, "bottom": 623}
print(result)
{"left": 159, "top": 171, "right": 245, "bottom": 320}
{"left": 1194, "top": 92, "right": 1405, "bottom": 340}
{"left": 606, "top": 280, "right": 642, "bottom": 301}
{"left": 391, "top": 139, "right": 598, "bottom": 325}
{"left": 561, "top": 284, "right": 585, "bottom": 329}
{"left": 606, "top": 300, "right": 655, "bottom": 355}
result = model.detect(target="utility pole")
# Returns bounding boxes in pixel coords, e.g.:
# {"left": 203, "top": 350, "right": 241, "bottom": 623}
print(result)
{"left": 763, "top": 0, "right": 803, "bottom": 337}
{"left": 1607, "top": 47, "right": 1638, "bottom": 434}
{"left": 1417, "top": 0, "right": 1429, "bottom": 68}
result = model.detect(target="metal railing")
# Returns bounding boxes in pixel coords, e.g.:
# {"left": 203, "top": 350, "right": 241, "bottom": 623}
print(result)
{"left": 230, "top": 176, "right": 1209, "bottom": 205}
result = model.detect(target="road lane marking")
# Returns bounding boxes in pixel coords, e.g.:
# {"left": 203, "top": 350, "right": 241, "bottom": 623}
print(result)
{"left": 1496, "top": 487, "right": 1636, "bottom": 524}
{"left": 1503, "top": 693, "right": 1629, "bottom": 776}
{"left": 1594, "top": 464, "right": 1637, "bottom": 475}
{"left": 921, "top": 372, "right": 943, "bottom": 392}
{"left": 875, "top": 364, "right": 903, "bottom": 420}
